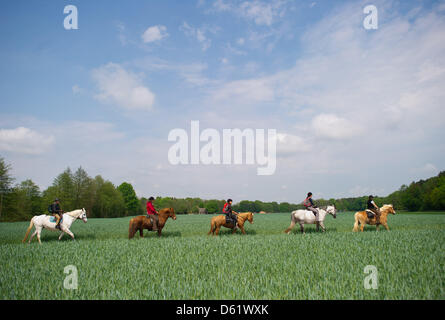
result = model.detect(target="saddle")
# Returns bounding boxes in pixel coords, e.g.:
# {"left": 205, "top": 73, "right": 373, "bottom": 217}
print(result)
{"left": 365, "top": 210, "right": 375, "bottom": 219}
{"left": 49, "top": 216, "right": 63, "bottom": 223}
{"left": 225, "top": 215, "right": 237, "bottom": 225}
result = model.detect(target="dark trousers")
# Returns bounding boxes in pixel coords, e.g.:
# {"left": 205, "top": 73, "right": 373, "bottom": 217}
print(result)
{"left": 226, "top": 212, "right": 237, "bottom": 226}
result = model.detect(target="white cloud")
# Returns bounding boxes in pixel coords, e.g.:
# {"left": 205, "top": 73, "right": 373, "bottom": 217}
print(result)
{"left": 212, "top": 0, "right": 288, "bottom": 26}
{"left": 116, "top": 22, "right": 127, "bottom": 46}
{"left": 142, "top": 25, "right": 169, "bottom": 43}
{"left": 276, "top": 133, "right": 310, "bottom": 156}
{"left": 134, "top": 57, "right": 214, "bottom": 87}
{"left": 0, "top": 127, "right": 55, "bottom": 155}
{"left": 311, "top": 114, "right": 363, "bottom": 140}
{"left": 211, "top": 77, "right": 274, "bottom": 104}
{"left": 180, "top": 22, "right": 213, "bottom": 51}
{"left": 92, "top": 63, "right": 155, "bottom": 110}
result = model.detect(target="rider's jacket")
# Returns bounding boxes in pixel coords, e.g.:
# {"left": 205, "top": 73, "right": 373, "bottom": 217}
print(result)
{"left": 223, "top": 203, "right": 232, "bottom": 215}
{"left": 50, "top": 203, "right": 62, "bottom": 214}
{"left": 146, "top": 201, "right": 158, "bottom": 215}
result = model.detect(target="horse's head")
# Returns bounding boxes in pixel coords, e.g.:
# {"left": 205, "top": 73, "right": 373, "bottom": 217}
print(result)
{"left": 382, "top": 204, "right": 396, "bottom": 215}
{"left": 167, "top": 207, "right": 177, "bottom": 220}
{"left": 326, "top": 205, "right": 337, "bottom": 218}
{"left": 247, "top": 212, "right": 254, "bottom": 224}
{"left": 79, "top": 208, "right": 88, "bottom": 223}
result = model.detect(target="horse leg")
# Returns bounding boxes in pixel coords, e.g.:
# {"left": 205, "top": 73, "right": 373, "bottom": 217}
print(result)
{"left": 139, "top": 228, "right": 143, "bottom": 238}
{"left": 319, "top": 221, "right": 326, "bottom": 232}
{"left": 59, "top": 232, "right": 65, "bottom": 240}
{"left": 157, "top": 228, "right": 162, "bottom": 237}
{"left": 215, "top": 226, "right": 221, "bottom": 236}
{"left": 29, "top": 230, "right": 38, "bottom": 244}
{"left": 360, "top": 222, "right": 365, "bottom": 232}
{"left": 36, "top": 228, "right": 42, "bottom": 244}
{"left": 65, "top": 229, "right": 75, "bottom": 241}
{"left": 240, "top": 225, "right": 246, "bottom": 235}
{"left": 232, "top": 227, "right": 237, "bottom": 234}
{"left": 300, "top": 223, "right": 305, "bottom": 234}
{"left": 383, "top": 223, "right": 390, "bottom": 231}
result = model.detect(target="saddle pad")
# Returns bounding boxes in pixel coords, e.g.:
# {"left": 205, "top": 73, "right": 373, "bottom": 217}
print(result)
{"left": 49, "top": 216, "right": 63, "bottom": 223}
{"left": 366, "top": 210, "right": 375, "bottom": 219}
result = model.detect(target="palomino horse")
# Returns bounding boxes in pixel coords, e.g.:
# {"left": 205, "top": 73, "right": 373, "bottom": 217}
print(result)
{"left": 353, "top": 204, "right": 396, "bottom": 232}
{"left": 207, "top": 212, "right": 254, "bottom": 235}
{"left": 22, "top": 209, "right": 88, "bottom": 244}
{"left": 128, "top": 207, "right": 176, "bottom": 238}
{"left": 284, "top": 205, "right": 337, "bottom": 234}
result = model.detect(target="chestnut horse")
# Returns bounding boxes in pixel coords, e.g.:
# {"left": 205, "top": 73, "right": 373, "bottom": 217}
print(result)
{"left": 207, "top": 212, "right": 254, "bottom": 235}
{"left": 353, "top": 204, "right": 396, "bottom": 232}
{"left": 128, "top": 207, "right": 176, "bottom": 238}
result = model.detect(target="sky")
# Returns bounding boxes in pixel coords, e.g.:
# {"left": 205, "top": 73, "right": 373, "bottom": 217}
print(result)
{"left": 0, "top": 0, "right": 444, "bottom": 202}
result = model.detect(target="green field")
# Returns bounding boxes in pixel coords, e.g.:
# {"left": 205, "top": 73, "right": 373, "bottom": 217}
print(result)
{"left": 0, "top": 212, "right": 444, "bottom": 299}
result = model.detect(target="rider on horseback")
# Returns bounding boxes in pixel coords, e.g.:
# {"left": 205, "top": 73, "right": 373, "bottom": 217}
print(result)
{"left": 367, "top": 195, "right": 381, "bottom": 224}
{"left": 303, "top": 192, "right": 320, "bottom": 227}
{"left": 223, "top": 199, "right": 238, "bottom": 230}
{"left": 49, "top": 198, "right": 63, "bottom": 230}
{"left": 146, "top": 197, "right": 159, "bottom": 231}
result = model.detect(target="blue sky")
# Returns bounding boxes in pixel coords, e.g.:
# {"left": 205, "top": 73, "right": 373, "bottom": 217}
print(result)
{"left": 1, "top": 0, "right": 445, "bottom": 202}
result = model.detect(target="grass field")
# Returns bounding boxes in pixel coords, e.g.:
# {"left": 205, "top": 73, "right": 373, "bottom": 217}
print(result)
{"left": 0, "top": 211, "right": 444, "bottom": 300}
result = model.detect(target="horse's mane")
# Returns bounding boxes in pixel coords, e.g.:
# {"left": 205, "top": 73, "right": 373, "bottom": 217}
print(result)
{"left": 64, "top": 209, "right": 84, "bottom": 217}
{"left": 158, "top": 207, "right": 174, "bottom": 215}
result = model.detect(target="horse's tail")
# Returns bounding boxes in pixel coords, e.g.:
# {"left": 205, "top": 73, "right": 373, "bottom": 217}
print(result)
{"left": 352, "top": 212, "right": 360, "bottom": 232}
{"left": 22, "top": 218, "right": 35, "bottom": 243}
{"left": 128, "top": 218, "right": 136, "bottom": 239}
{"left": 207, "top": 219, "right": 215, "bottom": 235}
{"left": 284, "top": 212, "right": 296, "bottom": 234}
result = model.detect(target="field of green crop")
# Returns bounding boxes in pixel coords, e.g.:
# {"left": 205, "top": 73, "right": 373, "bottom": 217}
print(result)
{"left": 0, "top": 212, "right": 444, "bottom": 300}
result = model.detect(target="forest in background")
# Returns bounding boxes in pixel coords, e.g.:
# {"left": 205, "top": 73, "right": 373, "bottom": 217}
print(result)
{"left": 1, "top": 156, "right": 444, "bottom": 221}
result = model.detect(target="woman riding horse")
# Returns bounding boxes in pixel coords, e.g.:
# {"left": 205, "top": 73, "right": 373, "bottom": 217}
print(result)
{"left": 208, "top": 212, "right": 254, "bottom": 235}
{"left": 353, "top": 204, "right": 396, "bottom": 232}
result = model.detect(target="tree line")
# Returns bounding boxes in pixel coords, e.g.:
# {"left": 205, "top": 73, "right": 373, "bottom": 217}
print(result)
{"left": 0, "top": 157, "right": 443, "bottom": 221}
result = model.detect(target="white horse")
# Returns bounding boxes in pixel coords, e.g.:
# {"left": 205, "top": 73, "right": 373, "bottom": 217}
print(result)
{"left": 284, "top": 205, "right": 337, "bottom": 234}
{"left": 22, "top": 208, "right": 88, "bottom": 244}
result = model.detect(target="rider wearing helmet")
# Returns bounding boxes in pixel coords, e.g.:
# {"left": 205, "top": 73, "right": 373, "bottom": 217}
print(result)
{"left": 223, "top": 199, "right": 238, "bottom": 230}
{"left": 49, "top": 198, "right": 63, "bottom": 230}
{"left": 303, "top": 192, "right": 320, "bottom": 225}
{"left": 367, "top": 195, "right": 381, "bottom": 224}
{"left": 146, "top": 196, "right": 159, "bottom": 231}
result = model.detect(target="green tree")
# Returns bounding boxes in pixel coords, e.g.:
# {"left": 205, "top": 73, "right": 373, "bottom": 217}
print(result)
{"left": 0, "top": 157, "right": 14, "bottom": 219}
{"left": 205, "top": 200, "right": 220, "bottom": 214}
{"left": 118, "top": 182, "right": 141, "bottom": 215}
{"left": 92, "top": 176, "right": 126, "bottom": 218}
{"left": 72, "top": 167, "right": 94, "bottom": 212}
{"left": 52, "top": 168, "right": 75, "bottom": 211}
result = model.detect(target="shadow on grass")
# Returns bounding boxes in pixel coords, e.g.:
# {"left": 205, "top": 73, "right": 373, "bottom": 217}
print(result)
{"left": 208, "top": 228, "right": 258, "bottom": 236}
{"left": 288, "top": 227, "right": 338, "bottom": 235}
{"left": 134, "top": 231, "right": 183, "bottom": 238}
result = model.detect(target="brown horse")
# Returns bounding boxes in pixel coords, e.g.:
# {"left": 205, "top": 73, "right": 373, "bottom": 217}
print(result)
{"left": 207, "top": 212, "right": 254, "bottom": 235}
{"left": 353, "top": 204, "right": 396, "bottom": 232}
{"left": 128, "top": 207, "right": 176, "bottom": 238}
